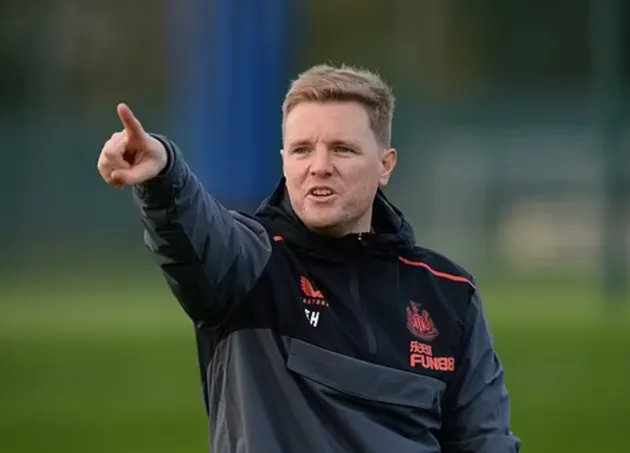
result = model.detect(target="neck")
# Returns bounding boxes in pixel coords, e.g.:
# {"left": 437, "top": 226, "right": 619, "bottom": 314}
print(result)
{"left": 307, "top": 211, "right": 373, "bottom": 238}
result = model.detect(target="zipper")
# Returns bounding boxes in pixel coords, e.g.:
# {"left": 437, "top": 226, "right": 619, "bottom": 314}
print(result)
{"left": 350, "top": 235, "right": 378, "bottom": 356}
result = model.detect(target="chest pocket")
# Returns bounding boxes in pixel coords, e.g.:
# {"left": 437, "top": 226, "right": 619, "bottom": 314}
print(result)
{"left": 287, "top": 338, "right": 446, "bottom": 440}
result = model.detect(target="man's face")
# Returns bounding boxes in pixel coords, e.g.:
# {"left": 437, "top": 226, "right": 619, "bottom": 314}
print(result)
{"left": 282, "top": 101, "right": 397, "bottom": 236}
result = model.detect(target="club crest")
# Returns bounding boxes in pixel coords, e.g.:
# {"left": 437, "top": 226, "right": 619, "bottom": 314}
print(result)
{"left": 406, "top": 301, "right": 439, "bottom": 341}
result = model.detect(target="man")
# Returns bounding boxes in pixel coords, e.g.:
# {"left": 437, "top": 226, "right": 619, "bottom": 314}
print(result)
{"left": 97, "top": 64, "right": 520, "bottom": 452}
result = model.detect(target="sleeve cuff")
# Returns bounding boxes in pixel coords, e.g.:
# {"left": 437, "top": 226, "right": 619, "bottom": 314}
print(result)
{"left": 134, "top": 134, "right": 188, "bottom": 200}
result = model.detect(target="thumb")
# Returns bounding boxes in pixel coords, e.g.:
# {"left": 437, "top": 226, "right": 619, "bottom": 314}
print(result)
{"left": 117, "top": 103, "right": 145, "bottom": 139}
{"left": 110, "top": 161, "right": 157, "bottom": 186}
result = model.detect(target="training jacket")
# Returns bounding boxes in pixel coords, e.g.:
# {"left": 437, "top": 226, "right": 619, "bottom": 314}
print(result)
{"left": 133, "top": 135, "right": 521, "bottom": 453}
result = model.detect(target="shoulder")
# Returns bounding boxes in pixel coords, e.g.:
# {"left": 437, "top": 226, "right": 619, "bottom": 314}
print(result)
{"left": 399, "top": 246, "right": 478, "bottom": 318}
{"left": 400, "top": 246, "right": 476, "bottom": 289}
{"left": 230, "top": 210, "right": 275, "bottom": 237}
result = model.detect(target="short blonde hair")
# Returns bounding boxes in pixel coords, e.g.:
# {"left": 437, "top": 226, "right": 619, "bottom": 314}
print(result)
{"left": 282, "top": 64, "right": 395, "bottom": 147}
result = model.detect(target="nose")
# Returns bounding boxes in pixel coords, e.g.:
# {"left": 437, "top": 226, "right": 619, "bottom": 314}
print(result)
{"left": 309, "top": 147, "right": 333, "bottom": 177}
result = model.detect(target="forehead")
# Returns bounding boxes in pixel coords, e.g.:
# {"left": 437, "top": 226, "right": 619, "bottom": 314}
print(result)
{"left": 284, "top": 101, "right": 373, "bottom": 144}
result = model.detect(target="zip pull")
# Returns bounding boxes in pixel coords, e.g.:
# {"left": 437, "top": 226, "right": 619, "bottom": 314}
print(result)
{"left": 356, "top": 232, "right": 368, "bottom": 249}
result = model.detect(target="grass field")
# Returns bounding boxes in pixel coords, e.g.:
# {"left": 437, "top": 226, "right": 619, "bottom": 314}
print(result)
{"left": 1, "top": 268, "right": 629, "bottom": 453}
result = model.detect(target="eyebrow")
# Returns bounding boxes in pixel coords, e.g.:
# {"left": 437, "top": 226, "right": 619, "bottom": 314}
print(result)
{"left": 287, "top": 138, "right": 362, "bottom": 149}
{"left": 287, "top": 139, "right": 311, "bottom": 149}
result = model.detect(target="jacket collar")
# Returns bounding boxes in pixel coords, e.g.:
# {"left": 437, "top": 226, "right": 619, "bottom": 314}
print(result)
{"left": 254, "top": 178, "right": 416, "bottom": 263}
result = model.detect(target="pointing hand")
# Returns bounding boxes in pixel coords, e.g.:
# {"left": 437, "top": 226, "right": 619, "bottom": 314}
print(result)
{"left": 97, "top": 103, "right": 168, "bottom": 188}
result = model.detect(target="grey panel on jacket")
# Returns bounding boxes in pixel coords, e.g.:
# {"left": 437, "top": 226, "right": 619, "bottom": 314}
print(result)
{"left": 208, "top": 329, "right": 447, "bottom": 453}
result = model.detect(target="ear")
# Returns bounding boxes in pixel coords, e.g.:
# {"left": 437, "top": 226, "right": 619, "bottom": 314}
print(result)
{"left": 378, "top": 148, "right": 397, "bottom": 187}
{"left": 280, "top": 148, "right": 286, "bottom": 178}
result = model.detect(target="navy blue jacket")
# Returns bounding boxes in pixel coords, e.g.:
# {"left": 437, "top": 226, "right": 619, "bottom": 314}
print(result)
{"left": 133, "top": 136, "right": 521, "bottom": 453}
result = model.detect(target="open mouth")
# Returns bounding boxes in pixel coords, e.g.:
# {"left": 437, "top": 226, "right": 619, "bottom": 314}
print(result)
{"left": 308, "top": 187, "right": 335, "bottom": 200}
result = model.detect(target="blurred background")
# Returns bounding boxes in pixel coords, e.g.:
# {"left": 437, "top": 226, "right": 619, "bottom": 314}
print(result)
{"left": 1, "top": 0, "right": 629, "bottom": 452}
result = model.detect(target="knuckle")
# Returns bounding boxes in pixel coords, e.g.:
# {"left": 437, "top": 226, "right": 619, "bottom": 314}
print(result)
{"left": 98, "top": 156, "right": 114, "bottom": 173}
{"left": 103, "top": 145, "right": 119, "bottom": 158}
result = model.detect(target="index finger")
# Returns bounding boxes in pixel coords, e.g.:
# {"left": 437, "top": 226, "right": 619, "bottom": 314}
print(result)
{"left": 117, "top": 103, "right": 145, "bottom": 137}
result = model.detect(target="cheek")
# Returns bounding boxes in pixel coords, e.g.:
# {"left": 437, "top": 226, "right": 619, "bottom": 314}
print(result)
{"left": 284, "top": 164, "right": 305, "bottom": 186}
{"left": 349, "top": 164, "right": 380, "bottom": 190}
{"left": 343, "top": 167, "right": 379, "bottom": 205}
{"left": 284, "top": 166, "right": 308, "bottom": 206}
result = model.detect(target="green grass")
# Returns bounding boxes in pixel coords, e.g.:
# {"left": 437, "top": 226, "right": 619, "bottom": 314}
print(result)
{"left": 1, "top": 271, "right": 629, "bottom": 452}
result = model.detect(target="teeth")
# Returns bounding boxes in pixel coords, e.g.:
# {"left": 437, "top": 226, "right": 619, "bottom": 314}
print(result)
{"left": 312, "top": 189, "right": 332, "bottom": 196}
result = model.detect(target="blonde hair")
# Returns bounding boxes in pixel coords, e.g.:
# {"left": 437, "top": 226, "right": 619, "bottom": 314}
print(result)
{"left": 282, "top": 64, "right": 395, "bottom": 147}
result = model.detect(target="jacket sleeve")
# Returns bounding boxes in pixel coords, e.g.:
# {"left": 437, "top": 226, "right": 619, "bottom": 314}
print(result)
{"left": 439, "top": 285, "right": 521, "bottom": 453}
{"left": 132, "top": 135, "right": 272, "bottom": 327}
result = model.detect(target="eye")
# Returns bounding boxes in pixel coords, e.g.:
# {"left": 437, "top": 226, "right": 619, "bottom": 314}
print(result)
{"left": 291, "top": 147, "right": 310, "bottom": 155}
{"left": 334, "top": 146, "right": 355, "bottom": 154}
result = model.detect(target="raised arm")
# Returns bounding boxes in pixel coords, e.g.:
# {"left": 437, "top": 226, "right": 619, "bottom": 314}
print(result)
{"left": 97, "top": 103, "right": 272, "bottom": 326}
